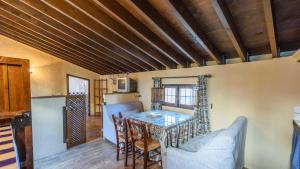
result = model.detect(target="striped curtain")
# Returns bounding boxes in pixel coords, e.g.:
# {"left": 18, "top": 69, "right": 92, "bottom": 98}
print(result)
{"left": 194, "top": 75, "right": 210, "bottom": 135}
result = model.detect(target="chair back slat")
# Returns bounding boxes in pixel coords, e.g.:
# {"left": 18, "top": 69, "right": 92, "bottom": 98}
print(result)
{"left": 112, "top": 112, "right": 127, "bottom": 141}
{"left": 127, "top": 120, "right": 149, "bottom": 151}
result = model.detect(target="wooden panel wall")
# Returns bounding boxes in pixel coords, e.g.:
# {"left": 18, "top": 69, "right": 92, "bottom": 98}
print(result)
{"left": 0, "top": 57, "right": 31, "bottom": 113}
{"left": 8, "top": 65, "right": 25, "bottom": 111}
{"left": 0, "top": 64, "right": 9, "bottom": 112}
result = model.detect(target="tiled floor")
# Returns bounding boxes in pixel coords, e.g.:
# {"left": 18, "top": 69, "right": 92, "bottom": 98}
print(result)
{"left": 35, "top": 139, "right": 161, "bottom": 169}
{"left": 86, "top": 115, "right": 101, "bottom": 142}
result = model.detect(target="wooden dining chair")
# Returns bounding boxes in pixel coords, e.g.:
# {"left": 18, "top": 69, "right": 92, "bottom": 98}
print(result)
{"left": 112, "top": 112, "right": 131, "bottom": 166}
{"left": 127, "top": 119, "right": 162, "bottom": 169}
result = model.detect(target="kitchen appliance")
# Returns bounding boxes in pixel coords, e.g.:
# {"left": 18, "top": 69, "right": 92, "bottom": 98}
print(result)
{"left": 116, "top": 77, "right": 137, "bottom": 92}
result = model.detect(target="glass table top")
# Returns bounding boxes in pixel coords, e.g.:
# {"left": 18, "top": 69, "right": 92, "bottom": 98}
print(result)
{"left": 128, "top": 110, "right": 193, "bottom": 129}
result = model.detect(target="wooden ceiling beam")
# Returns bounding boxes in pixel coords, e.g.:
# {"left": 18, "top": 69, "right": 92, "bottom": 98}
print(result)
{"left": 92, "top": 0, "right": 187, "bottom": 67}
{"left": 4, "top": 0, "right": 151, "bottom": 71}
{"left": 0, "top": 23, "right": 120, "bottom": 74}
{"left": 166, "top": 0, "right": 221, "bottom": 64}
{"left": 39, "top": 0, "right": 162, "bottom": 70}
{"left": 211, "top": 0, "right": 247, "bottom": 61}
{"left": 0, "top": 29, "right": 112, "bottom": 74}
{"left": 0, "top": 7, "right": 136, "bottom": 73}
{"left": 0, "top": 0, "right": 142, "bottom": 72}
{"left": 18, "top": 0, "right": 146, "bottom": 72}
{"left": 0, "top": 17, "right": 127, "bottom": 73}
{"left": 262, "top": 0, "right": 278, "bottom": 57}
{"left": 117, "top": 0, "right": 205, "bottom": 66}
{"left": 67, "top": 0, "right": 175, "bottom": 69}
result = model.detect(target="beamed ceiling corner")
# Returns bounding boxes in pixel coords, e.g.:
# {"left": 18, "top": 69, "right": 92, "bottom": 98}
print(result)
{"left": 0, "top": 0, "right": 299, "bottom": 74}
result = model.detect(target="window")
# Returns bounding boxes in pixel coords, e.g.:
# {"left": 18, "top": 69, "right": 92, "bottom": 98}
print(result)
{"left": 164, "top": 86, "right": 176, "bottom": 106}
{"left": 163, "top": 84, "right": 196, "bottom": 109}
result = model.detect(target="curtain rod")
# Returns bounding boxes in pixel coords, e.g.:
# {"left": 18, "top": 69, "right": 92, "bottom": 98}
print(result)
{"left": 152, "top": 74, "right": 212, "bottom": 80}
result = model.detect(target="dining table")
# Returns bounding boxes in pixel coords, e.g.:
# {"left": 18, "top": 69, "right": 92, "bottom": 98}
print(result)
{"left": 128, "top": 110, "right": 193, "bottom": 168}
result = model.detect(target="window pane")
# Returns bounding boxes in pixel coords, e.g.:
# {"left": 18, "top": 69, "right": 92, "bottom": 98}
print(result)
{"left": 164, "top": 87, "right": 176, "bottom": 104}
{"left": 186, "top": 97, "right": 191, "bottom": 105}
{"left": 171, "top": 88, "right": 176, "bottom": 95}
{"left": 180, "top": 97, "right": 185, "bottom": 104}
{"left": 178, "top": 86, "right": 195, "bottom": 107}
{"left": 185, "top": 88, "right": 192, "bottom": 96}
{"left": 180, "top": 88, "right": 185, "bottom": 96}
{"left": 171, "top": 96, "right": 175, "bottom": 103}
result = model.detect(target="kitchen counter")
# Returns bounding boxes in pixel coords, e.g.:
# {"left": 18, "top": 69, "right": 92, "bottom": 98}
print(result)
{"left": 103, "top": 92, "right": 139, "bottom": 104}
{"left": 104, "top": 92, "right": 139, "bottom": 95}
{"left": 31, "top": 95, "right": 66, "bottom": 99}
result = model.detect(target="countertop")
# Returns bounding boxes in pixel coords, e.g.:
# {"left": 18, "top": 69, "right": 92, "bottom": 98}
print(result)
{"left": 31, "top": 95, "right": 66, "bottom": 99}
{"left": 104, "top": 92, "right": 139, "bottom": 95}
{"left": 0, "top": 110, "right": 28, "bottom": 121}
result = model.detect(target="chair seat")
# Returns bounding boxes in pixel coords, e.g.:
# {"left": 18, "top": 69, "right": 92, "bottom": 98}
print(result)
{"left": 135, "top": 138, "right": 160, "bottom": 151}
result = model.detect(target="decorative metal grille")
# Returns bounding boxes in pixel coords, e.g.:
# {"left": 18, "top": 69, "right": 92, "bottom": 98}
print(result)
{"left": 66, "top": 94, "right": 86, "bottom": 148}
{"left": 151, "top": 77, "right": 163, "bottom": 110}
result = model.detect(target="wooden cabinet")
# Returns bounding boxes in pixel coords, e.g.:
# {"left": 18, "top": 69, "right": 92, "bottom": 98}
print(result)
{"left": 0, "top": 57, "right": 30, "bottom": 112}
{"left": 0, "top": 56, "right": 33, "bottom": 169}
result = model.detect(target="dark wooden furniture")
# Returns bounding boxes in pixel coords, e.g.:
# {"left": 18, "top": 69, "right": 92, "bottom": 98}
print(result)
{"left": 0, "top": 56, "right": 33, "bottom": 169}
{"left": 127, "top": 119, "right": 162, "bottom": 169}
{"left": 112, "top": 112, "right": 130, "bottom": 166}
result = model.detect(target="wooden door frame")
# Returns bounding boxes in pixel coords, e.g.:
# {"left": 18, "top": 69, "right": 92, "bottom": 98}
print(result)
{"left": 66, "top": 74, "right": 91, "bottom": 116}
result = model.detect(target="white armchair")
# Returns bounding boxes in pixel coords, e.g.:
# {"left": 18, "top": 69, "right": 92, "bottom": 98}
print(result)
{"left": 166, "top": 116, "right": 247, "bottom": 169}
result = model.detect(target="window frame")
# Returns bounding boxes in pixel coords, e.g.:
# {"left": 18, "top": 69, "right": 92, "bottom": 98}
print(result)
{"left": 162, "top": 84, "right": 196, "bottom": 110}
{"left": 162, "top": 85, "right": 177, "bottom": 107}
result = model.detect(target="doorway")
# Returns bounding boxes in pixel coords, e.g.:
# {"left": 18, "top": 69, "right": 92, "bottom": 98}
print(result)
{"left": 66, "top": 74, "right": 101, "bottom": 143}
{"left": 67, "top": 74, "right": 90, "bottom": 115}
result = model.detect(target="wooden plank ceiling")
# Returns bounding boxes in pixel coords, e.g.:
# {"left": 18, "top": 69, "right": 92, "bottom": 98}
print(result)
{"left": 0, "top": 0, "right": 299, "bottom": 75}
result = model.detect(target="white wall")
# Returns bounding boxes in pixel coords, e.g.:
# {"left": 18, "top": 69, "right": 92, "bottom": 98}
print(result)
{"left": 32, "top": 97, "right": 66, "bottom": 160}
